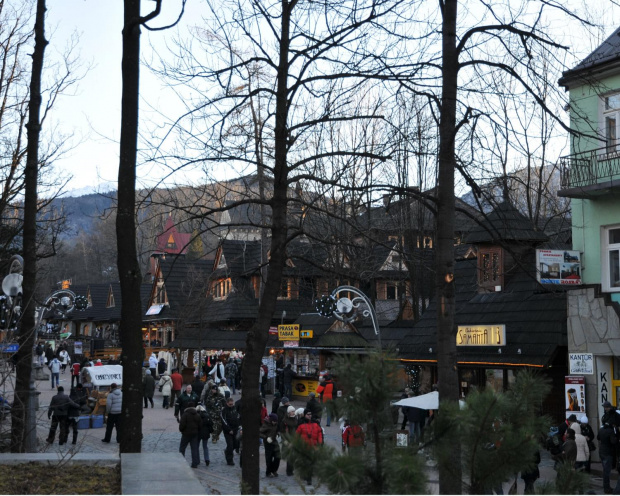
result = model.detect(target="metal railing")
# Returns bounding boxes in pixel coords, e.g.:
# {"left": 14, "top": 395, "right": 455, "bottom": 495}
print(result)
{"left": 559, "top": 146, "right": 620, "bottom": 189}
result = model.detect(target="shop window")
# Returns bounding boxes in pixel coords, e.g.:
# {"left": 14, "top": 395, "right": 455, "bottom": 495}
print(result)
{"left": 613, "top": 357, "right": 620, "bottom": 406}
{"left": 478, "top": 246, "right": 503, "bottom": 290}
{"left": 485, "top": 369, "right": 504, "bottom": 393}
{"left": 602, "top": 225, "right": 620, "bottom": 292}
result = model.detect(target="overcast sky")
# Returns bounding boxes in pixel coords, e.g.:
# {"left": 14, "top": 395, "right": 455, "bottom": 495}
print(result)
{"left": 45, "top": 1, "right": 619, "bottom": 195}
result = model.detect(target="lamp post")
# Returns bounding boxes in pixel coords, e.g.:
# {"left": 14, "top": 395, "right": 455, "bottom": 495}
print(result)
{"left": 315, "top": 285, "right": 381, "bottom": 351}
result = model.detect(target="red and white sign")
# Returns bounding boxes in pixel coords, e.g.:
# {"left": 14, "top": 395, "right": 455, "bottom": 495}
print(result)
{"left": 269, "top": 327, "right": 278, "bottom": 335}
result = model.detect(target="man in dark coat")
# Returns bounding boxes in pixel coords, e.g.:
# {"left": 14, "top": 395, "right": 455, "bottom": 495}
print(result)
{"left": 46, "top": 386, "right": 80, "bottom": 445}
{"left": 403, "top": 399, "right": 428, "bottom": 445}
{"left": 174, "top": 385, "right": 199, "bottom": 421}
{"left": 179, "top": 402, "right": 202, "bottom": 468}
{"left": 281, "top": 364, "right": 296, "bottom": 398}
{"left": 598, "top": 422, "right": 618, "bottom": 494}
{"left": 67, "top": 384, "right": 88, "bottom": 445}
{"left": 143, "top": 369, "right": 156, "bottom": 408}
{"left": 191, "top": 376, "right": 205, "bottom": 402}
{"left": 221, "top": 396, "right": 241, "bottom": 465}
{"left": 306, "top": 393, "right": 322, "bottom": 424}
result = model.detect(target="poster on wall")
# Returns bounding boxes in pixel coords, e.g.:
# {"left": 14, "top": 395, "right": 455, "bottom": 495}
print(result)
{"left": 74, "top": 342, "right": 83, "bottom": 355}
{"left": 537, "top": 249, "right": 582, "bottom": 285}
{"left": 565, "top": 376, "right": 586, "bottom": 418}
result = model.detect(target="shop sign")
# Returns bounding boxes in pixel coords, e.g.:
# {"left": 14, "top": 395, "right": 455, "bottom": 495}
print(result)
{"left": 300, "top": 330, "right": 313, "bottom": 338}
{"left": 292, "top": 378, "right": 318, "bottom": 396}
{"left": 536, "top": 249, "right": 582, "bottom": 285}
{"left": 74, "top": 342, "right": 83, "bottom": 354}
{"left": 278, "top": 324, "right": 300, "bottom": 340}
{"left": 0, "top": 343, "right": 18, "bottom": 353}
{"left": 565, "top": 375, "right": 585, "bottom": 417}
{"left": 456, "top": 325, "right": 505, "bottom": 346}
{"left": 269, "top": 327, "right": 278, "bottom": 335}
{"left": 569, "top": 353, "right": 593, "bottom": 375}
{"left": 283, "top": 340, "right": 299, "bottom": 348}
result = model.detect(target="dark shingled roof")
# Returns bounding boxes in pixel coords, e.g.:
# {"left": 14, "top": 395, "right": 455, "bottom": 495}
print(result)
{"left": 396, "top": 256, "right": 567, "bottom": 366}
{"left": 560, "top": 26, "right": 620, "bottom": 85}
{"left": 465, "top": 201, "right": 549, "bottom": 244}
{"left": 167, "top": 328, "right": 249, "bottom": 350}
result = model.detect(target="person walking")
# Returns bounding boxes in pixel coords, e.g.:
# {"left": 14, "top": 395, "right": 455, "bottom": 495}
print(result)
{"left": 49, "top": 357, "right": 61, "bottom": 389}
{"left": 342, "top": 418, "right": 365, "bottom": 453}
{"left": 157, "top": 356, "right": 167, "bottom": 377}
{"left": 260, "top": 413, "right": 281, "bottom": 477}
{"left": 158, "top": 372, "right": 173, "bottom": 409}
{"left": 305, "top": 393, "right": 322, "bottom": 424}
{"left": 598, "top": 422, "right": 617, "bottom": 494}
{"left": 296, "top": 409, "right": 323, "bottom": 485}
{"left": 316, "top": 374, "right": 334, "bottom": 426}
{"left": 67, "top": 384, "right": 87, "bottom": 445}
{"left": 271, "top": 391, "right": 282, "bottom": 414}
{"left": 191, "top": 375, "right": 205, "bottom": 401}
{"left": 148, "top": 353, "right": 158, "bottom": 378}
{"left": 208, "top": 358, "right": 225, "bottom": 384}
{"left": 143, "top": 369, "right": 155, "bottom": 408}
{"left": 102, "top": 383, "right": 122, "bottom": 443}
{"left": 281, "top": 406, "right": 299, "bottom": 476}
{"left": 179, "top": 401, "right": 202, "bottom": 468}
{"left": 174, "top": 385, "right": 199, "bottom": 422}
{"left": 579, "top": 415, "right": 595, "bottom": 473}
{"left": 281, "top": 363, "right": 296, "bottom": 399}
{"left": 70, "top": 361, "right": 81, "bottom": 388}
{"left": 59, "top": 348, "right": 70, "bottom": 374}
{"left": 204, "top": 383, "right": 225, "bottom": 443}
{"left": 277, "top": 397, "right": 292, "bottom": 425}
{"left": 225, "top": 358, "right": 238, "bottom": 395}
{"left": 196, "top": 404, "right": 213, "bottom": 466}
{"left": 221, "top": 396, "right": 241, "bottom": 466}
{"left": 170, "top": 369, "right": 183, "bottom": 407}
{"left": 46, "top": 386, "right": 79, "bottom": 445}
{"left": 570, "top": 421, "right": 589, "bottom": 471}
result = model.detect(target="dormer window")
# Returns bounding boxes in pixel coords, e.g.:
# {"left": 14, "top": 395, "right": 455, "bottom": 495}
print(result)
{"left": 478, "top": 246, "right": 503, "bottom": 290}
{"left": 212, "top": 278, "right": 232, "bottom": 299}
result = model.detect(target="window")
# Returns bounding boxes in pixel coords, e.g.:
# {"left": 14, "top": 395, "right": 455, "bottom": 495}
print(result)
{"left": 604, "top": 94, "right": 620, "bottom": 151}
{"left": 377, "top": 280, "right": 401, "bottom": 300}
{"left": 478, "top": 246, "right": 503, "bottom": 290}
{"left": 602, "top": 225, "right": 620, "bottom": 291}
{"left": 278, "top": 278, "right": 298, "bottom": 300}
{"left": 212, "top": 278, "right": 232, "bottom": 299}
{"left": 166, "top": 234, "right": 176, "bottom": 250}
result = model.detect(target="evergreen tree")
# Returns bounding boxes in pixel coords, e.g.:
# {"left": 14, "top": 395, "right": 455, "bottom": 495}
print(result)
{"left": 283, "top": 351, "right": 427, "bottom": 494}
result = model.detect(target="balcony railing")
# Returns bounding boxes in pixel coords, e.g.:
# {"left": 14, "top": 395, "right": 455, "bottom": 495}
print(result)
{"left": 559, "top": 146, "right": 620, "bottom": 190}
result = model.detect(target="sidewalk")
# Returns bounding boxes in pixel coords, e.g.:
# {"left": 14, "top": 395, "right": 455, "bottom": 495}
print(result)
{"left": 3, "top": 372, "right": 615, "bottom": 494}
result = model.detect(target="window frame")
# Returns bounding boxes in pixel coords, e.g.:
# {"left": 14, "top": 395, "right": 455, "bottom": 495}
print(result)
{"left": 602, "top": 93, "right": 620, "bottom": 152}
{"left": 602, "top": 224, "right": 620, "bottom": 292}
{"left": 477, "top": 246, "right": 503, "bottom": 290}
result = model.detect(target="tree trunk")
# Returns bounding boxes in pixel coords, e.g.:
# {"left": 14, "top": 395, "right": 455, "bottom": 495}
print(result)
{"left": 117, "top": 0, "right": 144, "bottom": 454}
{"left": 240, "top": 2, "right": 292, "bottom": 492}
{"left": 436, "top": 0, "right": 461, "bottom": 493}
{"left": 11, "top": 0, "right": 47, "bottom": 453}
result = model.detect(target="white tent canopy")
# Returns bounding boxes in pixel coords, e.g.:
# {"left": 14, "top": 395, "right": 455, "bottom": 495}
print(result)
{"left": 394, "top": 391, "right": 466, "bottom": 410}
{"left": 394, "top": 391, "right": 439, "bottom": 409}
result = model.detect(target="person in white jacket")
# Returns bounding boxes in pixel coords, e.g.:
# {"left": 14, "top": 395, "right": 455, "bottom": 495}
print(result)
{"left": 148, "top": 353, "right": 158, "bottom": 377}
{"left": 570, "top": 422, "right": 590, "bottom": 471}
{"left": 49, "top": 357, "right": 61, "bottom": 389}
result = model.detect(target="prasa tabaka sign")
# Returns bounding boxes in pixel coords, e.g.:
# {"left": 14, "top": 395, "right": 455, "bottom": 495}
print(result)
{"left": 537, "top": 249, "right": 582, "bottom": 285}
{"left": 278, "top": 324, "right": 300, "bottom": 340}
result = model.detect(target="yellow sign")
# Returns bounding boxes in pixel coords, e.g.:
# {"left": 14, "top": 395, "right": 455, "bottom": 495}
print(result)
{"left": 457, "top": 325, "right": 506, "bottom": 346}
{"left": 300, "top": 330, "right": 313, "bottom": 338}
{"left": 292, "top": 379, "right": 319, "bottom": 396}
{"left": 278, "top": 324, "right": 300, "bottom": 340}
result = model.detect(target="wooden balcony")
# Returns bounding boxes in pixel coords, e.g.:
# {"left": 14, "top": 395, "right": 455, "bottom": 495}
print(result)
{"left": 559, "top": 146, "right": 620, "bottom": 198}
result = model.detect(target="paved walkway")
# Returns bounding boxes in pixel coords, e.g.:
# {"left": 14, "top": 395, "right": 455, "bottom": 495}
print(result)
{"left": 3, "top": 371, "right": 618, "bottom": 494}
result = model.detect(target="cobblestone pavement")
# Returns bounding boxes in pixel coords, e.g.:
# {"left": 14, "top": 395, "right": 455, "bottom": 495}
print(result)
{"left": 4, "top": 372, "right": 616, "bottom": 494}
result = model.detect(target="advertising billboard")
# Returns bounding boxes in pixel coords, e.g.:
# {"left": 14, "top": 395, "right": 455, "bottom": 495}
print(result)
{"left": 537, "top": 250, "right": 582, "bottom": 285}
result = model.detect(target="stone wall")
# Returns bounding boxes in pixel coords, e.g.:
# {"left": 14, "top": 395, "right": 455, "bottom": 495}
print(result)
{"left": 568, "top": 287, "right": 620, "bottom": 355}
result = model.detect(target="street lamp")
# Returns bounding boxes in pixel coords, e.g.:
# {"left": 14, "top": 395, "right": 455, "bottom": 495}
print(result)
{"left": 315, "top": 285, "right": 381, "bottom": 351}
